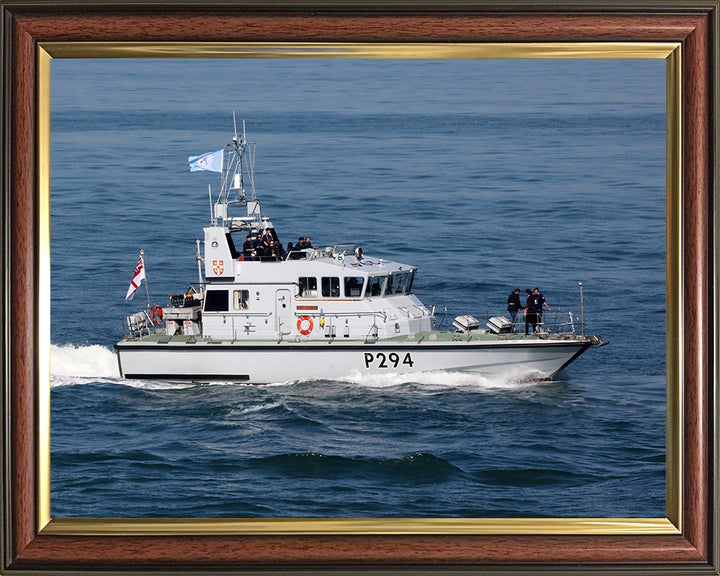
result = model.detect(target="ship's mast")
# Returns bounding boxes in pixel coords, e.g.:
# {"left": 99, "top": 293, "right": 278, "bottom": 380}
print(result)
{"left": 211, "top": 118, "right": 261, "bottom": 229}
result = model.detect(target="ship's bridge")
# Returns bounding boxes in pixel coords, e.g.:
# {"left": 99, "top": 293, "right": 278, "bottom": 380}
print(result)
{"left": 284, "top": 244, "right": 416, "bottom": 300}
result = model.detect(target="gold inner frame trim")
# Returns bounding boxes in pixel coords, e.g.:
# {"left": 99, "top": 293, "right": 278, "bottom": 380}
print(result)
{"left": 42, "top": 41, "right": 678, "bottom": 59}
{"left": 44, "top": 517, "right": 677, "bottom": 536}
{"left": 37, "top": 41, "right": 682, "bottom": 537}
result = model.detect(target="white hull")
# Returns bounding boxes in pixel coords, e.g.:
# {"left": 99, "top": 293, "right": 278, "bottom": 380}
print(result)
{"left": 115, "top": 338, "right": 591, "bottom": 384}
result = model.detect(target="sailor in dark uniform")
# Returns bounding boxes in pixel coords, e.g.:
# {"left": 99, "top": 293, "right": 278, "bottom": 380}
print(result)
{"left": 525, "top": 287, "right": 551, "bottom": 334}
{"left": 242, "top": 234, "right": 256, "bottom": 260}
{"left": 506, "top": 288, "right": 522, "bottom": 330}
{"left": 252, "top": 231, "right": 264, "bottom": 260}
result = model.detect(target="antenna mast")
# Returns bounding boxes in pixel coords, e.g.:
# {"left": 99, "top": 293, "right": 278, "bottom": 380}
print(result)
{"left": 141, "top": 249, "right": 151, "bottom": 310}
{"left": 578, "top": 281, "right": 585, "bottom": 337}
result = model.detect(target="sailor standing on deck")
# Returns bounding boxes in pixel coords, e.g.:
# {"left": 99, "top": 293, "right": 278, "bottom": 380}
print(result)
{"left": 523, "top": 289, "right": 534, "bottom": 334}
{"left": 525, "top": 287, "right": 551, "bottom": 334}
{"left": 507, "top": 288, "right": 522, "bottom": 330}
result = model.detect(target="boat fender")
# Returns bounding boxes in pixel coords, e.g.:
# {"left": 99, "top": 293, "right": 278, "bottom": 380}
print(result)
{"left": 297, "top": 316, "right": 313, "bottom": 335}
{"left": 151, "top": 305, "right": 164, "bottom": 325}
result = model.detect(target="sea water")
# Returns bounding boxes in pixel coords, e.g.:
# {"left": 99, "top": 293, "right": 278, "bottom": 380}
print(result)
{"left": 50, "top": 58, "right": 666, "bottom": 518}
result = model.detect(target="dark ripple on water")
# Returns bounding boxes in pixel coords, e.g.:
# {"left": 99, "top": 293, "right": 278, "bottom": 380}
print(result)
{"left": 254, "top": 451, "right": 462, "bottom": 483}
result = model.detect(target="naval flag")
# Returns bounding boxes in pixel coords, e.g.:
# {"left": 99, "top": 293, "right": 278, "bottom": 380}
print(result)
{"left": 188, "top": 149, "right": 223, "bottom": 172}
{"left": 125, "top": 255, "right": 146, "bottom": 300}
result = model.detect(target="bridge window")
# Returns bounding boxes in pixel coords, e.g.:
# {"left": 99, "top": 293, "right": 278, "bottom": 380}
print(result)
{"left": 366, "top": 276, "right": 385, "bottom": 297}
{"left": 321, "top": 277, "right": 340, "bottom": 298}
{"left": 344, "top": 276, "right": 364, "bottom": 297}
{"left": 405, "top": 270, "right": 416, "bottom": 294}
{"left": 298, "top": 277, "right": 317, "bottom": 298}
{"left": 204, "top": 289, "right": 229, "bottom": 312}
{"left": 233, "top": 289, "right": 250, "bottom": 309}
{"left": 386, "top": 273, "right": 404, "bottom": 295}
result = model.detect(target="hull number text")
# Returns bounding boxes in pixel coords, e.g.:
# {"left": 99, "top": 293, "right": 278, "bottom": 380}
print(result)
{"left": 363, "top": 352, "right": 414, "bottom": 369}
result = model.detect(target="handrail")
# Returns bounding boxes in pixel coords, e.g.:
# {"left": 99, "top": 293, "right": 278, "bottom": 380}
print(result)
{"left": 123, "top": 308, "right": 158, "bottom": 340}
{"left": 295, "top": 310, "right": 388, "bottom": 322}
{"left": 510, "top": 310, "right": 577, "bottom": 335}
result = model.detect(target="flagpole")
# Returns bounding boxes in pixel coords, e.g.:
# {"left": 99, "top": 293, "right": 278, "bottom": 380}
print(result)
{"left": 141, "top": 249, "right": 151, "bottom": 310}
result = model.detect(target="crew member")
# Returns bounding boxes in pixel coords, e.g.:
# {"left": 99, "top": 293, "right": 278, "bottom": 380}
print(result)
{"left": 507, "top": 288, "right": 522, "bottom": 330}
{"left": 242, "top": 234, "right": 256, "bottom": 260}
{"left": 525, "top": 287, "right": 551, "bottom": 334}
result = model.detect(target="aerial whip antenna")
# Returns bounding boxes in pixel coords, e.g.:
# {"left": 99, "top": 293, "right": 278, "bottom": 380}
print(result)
{"left": 578, "top": 281, "right": 585, "bottom": 337}
{"left": 233, "top": 112, "right": 241, "bottom": 146}
{"left": 141, "top": 249, "right": 151, "bottom": 310}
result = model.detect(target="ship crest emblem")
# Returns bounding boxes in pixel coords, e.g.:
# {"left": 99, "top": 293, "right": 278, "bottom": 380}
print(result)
{"left": 212, "top": 260, "right": 224, "bottom": 275}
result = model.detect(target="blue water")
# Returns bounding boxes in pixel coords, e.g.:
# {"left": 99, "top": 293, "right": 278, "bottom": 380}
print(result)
{"left": 50, "top": 58, "right": 666, "bottom": 518}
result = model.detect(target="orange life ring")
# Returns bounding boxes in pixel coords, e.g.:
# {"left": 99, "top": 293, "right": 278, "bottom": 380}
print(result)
{"left": 297, "top": 315, "right": 313, "bottom": 335}
{"left": 151, "top": 305, "right": 164, "bottom": 325}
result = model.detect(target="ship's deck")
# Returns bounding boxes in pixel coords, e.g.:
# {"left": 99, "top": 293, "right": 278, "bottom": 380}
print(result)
{"left": 121, "top": 330, "right": 586, "bottom": 345}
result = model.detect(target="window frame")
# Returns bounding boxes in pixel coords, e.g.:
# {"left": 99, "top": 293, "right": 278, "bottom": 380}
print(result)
{"left": 203, "top": 289, "right": 229, "bottom": 312}
{"left": 321, "top": 276, "right": 341, "bottom": 298}
{"left": 343, "top": 276, "right": 365, "bottom": 298}
{"left": 298, "top": 276, "right": 318, "bottom": 298}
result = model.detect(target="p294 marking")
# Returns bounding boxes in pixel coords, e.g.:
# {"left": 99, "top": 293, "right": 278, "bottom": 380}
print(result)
{"left": 363, "top": 352, "right": 415, "bottom": 369}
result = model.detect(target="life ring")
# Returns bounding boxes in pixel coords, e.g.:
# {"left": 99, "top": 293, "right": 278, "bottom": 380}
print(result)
{"left": 151, "top": 305, "right": 164, "bottom": 325}
{"left": 297, "top": 315, "right": 313, "bottom": 335}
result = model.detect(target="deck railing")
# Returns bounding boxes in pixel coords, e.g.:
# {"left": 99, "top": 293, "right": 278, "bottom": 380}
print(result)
{"left": 123, "top": 309, "right": 158, "bottom": 339}
{"left": 509, "top": 310, "right": 577, "bottom": 336}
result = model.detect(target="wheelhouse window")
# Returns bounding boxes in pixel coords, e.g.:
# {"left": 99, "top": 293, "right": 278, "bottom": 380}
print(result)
{"left": 386, "top": 273, "right": 404, "bottom": 295}
{"left": 321, "top": 277, "right": 340, "bottom": 298}
{"left": 344, "top": 276, "right": 364, "bottom": 297}
{"left": 405, "top": 270, "right": 416, "bottom": 294}
{"left": 233, "top": 289, "right": 250, "bottom": 309}
{"left": 366, "top": 275, "right": 385, "bottom": 297}
{"left": 204, "top": 289, "right": 229, "bottom": 312}
{"left": 298, "top": 277, "right": 317, "bottom": 298}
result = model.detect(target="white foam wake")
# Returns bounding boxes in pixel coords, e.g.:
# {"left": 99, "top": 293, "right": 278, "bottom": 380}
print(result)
{"left": 50, "top": 343, "right": 119, "bottom": 380}
{"left": 330, "top": 368, "right": 548, "bottom": 391}
{"left": 49, "top": 344, "right": 200, "bottom": 390}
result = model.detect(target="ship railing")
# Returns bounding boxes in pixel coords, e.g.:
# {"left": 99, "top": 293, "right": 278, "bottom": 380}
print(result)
{"left": 364, "top": 324, "right": 379, "bottom": 343}
{"left": 285, "top": 249, "right": 311, "bottom": 261}
{"left": 123, "top": 309, "right": 158, "bottom": 340}
{"left": 509, "top": 310, "right": 578, "bottom": 336}
{"left": 397, "top": 305, "right": 433, "bottom": 319}
{"left": 294, "top": 310, "right": 388, "bottom": 322}
{"left": 332, "top": 244, "right": 363, "bottom": 259}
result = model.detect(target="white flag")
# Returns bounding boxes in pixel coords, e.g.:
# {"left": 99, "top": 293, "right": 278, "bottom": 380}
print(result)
{"left": 125, "top": 256, "right": 146, "bottom": 300}
{"left": 188, "top": 149, "right": 223, "bottom": 172}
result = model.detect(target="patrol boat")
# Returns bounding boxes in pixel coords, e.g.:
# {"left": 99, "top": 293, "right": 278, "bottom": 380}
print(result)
{"left": 115, "top": 127, "right": 607, "bottom": 384}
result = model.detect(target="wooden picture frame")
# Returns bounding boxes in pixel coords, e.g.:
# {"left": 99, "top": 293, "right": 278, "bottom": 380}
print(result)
{"left": 2, "top": 2, "right": 717, "bottom": 573}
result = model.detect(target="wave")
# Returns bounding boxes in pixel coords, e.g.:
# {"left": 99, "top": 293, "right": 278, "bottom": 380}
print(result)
{"left": 49, "top": 343, "right": 200, "bottom": 389}
{"left": 329, "top": 368, "right": 548, "bottom": 392}
{"left": 475, "top": 467, "right": 599, "bottom": 487}
{"left": 227, "top": 401, "right": 285, "bottom": 416}
{"left": 254, "top": 451, "right": 462, "bottom": 482}
{"left": 50, "top": 343, "right": 119, "bottom": 379}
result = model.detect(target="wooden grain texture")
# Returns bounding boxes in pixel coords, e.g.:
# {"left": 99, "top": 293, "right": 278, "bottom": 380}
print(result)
{"left": 681, "top": 8, "right": 710, "bottom": 560}
{"left": 2, "top": 3, "right": 716, "bottom": 574}
{"left": 9, "top": 534, "right": 708, "bottom": 568}
{"left": 9, "top": 11, "right": 38, "bottom": 563}
{"left": 11, "top": 11, "right": 706, "bottom": 42}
